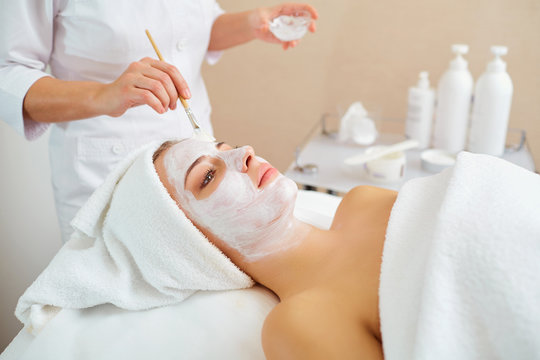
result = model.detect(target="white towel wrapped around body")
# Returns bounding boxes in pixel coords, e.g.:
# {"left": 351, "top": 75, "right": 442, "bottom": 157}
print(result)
{"left": 15, "top": 141, "right": 253, "bottom": 334}
{"left": 380, "top": 152, "right": 540, "bottom": 359}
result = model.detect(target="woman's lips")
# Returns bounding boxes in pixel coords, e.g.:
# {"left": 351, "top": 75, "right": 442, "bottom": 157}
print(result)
{"left": 258, "top": 163, "right": 278, "bottom": 188}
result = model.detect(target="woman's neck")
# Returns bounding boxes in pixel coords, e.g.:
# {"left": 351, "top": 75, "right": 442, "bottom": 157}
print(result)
{"left": 240, "top": 220, "right": 336, "bottom": 300}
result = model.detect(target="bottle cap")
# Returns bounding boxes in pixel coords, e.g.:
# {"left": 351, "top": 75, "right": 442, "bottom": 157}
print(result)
{"left": 450, "top": 44, "right": 469, "bottom": 70}
{"left": 417, "top": 71, "right": 430, "bottom": 89}
{"left": 452, "top": 44, "right": 469, "bottom": 55}
{"left": 487, "top": 45, "right": 508, "bottom": 72}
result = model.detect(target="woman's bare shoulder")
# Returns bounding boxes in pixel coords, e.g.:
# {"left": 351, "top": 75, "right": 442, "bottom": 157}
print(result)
{"left": 331, "top": 185, "right": 398, "bottom": 231}
{"left": 261, "top": 294, "right": 336, "bottom": 359}
{"left": 344, "top": 185, "right": 397, "bottom": 203}
{"left": 262, "top": 292, "right": 382, "bottom": 359}
{"left": 263, "top": 292, "right": 323, "bottom": 333}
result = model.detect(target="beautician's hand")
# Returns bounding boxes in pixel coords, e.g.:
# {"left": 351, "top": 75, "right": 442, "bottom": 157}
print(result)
{"left": 250, "top": 3, "right": 318, "bottom": 50}
{"left": 96, "top": 57, "right": 191, "bottom": 117}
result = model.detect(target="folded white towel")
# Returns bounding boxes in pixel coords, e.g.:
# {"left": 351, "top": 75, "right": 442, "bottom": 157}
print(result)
{"left": 16, "top": 141, "right": 253, "bottom": 334}
{"left": 380, "top": 152, "right": 540, "bottom": 359}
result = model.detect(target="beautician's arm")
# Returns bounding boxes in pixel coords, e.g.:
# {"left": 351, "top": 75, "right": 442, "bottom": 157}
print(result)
{"left": 23, "top": 58, "right": 191, "bottom": 124}
{"left": 208, "top": 3, "right": 318, "bottom": 51}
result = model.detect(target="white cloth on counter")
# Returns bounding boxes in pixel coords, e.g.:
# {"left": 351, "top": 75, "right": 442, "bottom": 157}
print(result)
{"left": 380, "top": 151, "right": 540, "bottom": 360}
{"left": 15, "top": 141, "right": 253, "bottom": 335}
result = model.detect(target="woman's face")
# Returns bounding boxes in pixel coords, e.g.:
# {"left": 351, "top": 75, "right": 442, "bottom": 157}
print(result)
{"left": 155, "top": 138, "right": 299, "bottom": 262}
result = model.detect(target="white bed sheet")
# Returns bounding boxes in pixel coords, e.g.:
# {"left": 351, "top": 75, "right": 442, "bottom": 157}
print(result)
{"left": 1, "top": 190, "right": 342, "bottom": 360}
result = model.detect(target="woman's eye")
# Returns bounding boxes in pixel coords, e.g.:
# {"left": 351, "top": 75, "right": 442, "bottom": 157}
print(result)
{"left": 201, "top": 169, "right": 216, "bottom": 189}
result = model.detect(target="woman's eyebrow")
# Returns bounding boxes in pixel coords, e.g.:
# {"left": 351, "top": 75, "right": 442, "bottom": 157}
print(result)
{"left": 184, "top": 141, "right": 223, "bottom": 185}
{"left": 185, "top": 156, "right": 207, "bottom": 185}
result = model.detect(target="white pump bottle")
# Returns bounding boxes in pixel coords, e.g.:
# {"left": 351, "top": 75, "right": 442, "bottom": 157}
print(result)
{"left": 432, "top": 44, "right": 474, "bottom": 153}
{"left": 405, "top": 71, "right": 435, "bottom": 149}
{"left": 468, "top": 46, "right": 513, "bottom": 157}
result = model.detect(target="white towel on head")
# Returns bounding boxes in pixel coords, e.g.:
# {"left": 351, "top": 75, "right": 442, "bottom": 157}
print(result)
{"left": 15, "top": 141, "right": 254, "bottom": 334}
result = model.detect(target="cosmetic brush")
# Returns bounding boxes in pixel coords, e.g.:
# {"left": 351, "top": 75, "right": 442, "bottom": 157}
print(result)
{"left": 145, "top": 29, "right": 216, "bottom": 142}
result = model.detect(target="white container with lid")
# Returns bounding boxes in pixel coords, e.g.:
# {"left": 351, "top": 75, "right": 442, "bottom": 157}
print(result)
{"left": 405, "top": 71, "right": 435, "bottom": 149}
{"left": 468, "top": 46, "right": 514, "bottom": 157}
{"left": 432, "top": 44, "right": 474, "bottom": 154}
{"left": 363, "top": 146, "right": 406, "bottom": 183}
{"left": 421, "top": 149, "right": 456, "bottom": 173}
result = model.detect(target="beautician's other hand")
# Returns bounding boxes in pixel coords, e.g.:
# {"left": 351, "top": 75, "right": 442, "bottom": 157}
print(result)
{"left": 250, "top": 3, "right": 318, "bottom": 50}
{"left": 96, "top": 57, "right": 191, "bottom": 117}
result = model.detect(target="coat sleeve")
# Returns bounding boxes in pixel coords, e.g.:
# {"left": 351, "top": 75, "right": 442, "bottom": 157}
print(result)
{"left": 205, "top": 0, "right": 226, "bottom": 66}
{"left": 0, "top": 0, "right": 62, "bottom": 140}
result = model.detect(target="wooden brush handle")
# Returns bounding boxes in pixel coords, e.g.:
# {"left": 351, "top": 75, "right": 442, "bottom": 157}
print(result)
{"left": 145, "top": 29, "right": 189, "bottom": 110}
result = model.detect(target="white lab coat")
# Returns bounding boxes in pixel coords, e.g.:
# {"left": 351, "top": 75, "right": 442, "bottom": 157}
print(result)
{"left": 0, "top": 0, "right": 224, "bottom": 242}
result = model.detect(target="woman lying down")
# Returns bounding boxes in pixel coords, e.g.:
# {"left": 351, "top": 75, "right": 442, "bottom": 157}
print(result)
{"left": 14, "top": 138, "right": 540, "bottom": 359}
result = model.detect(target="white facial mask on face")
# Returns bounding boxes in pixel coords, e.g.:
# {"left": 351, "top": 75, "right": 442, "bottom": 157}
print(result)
{"left": 164, "top": 139, "right": 303, "bottom": 262}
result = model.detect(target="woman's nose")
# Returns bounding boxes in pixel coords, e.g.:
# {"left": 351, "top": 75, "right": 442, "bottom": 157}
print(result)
{"left": 241, "top": 146, "right": 255, "bottom": 173}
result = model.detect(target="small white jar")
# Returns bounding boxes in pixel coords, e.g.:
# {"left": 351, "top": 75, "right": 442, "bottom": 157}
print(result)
{"left": 363, "top": 146, "right": 406, "bottom": 183}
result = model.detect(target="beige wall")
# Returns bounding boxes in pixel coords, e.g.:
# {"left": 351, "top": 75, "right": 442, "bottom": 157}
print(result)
{"left": 0, "top": 127, "right": 62, "bottom": 351}
{"left": 204, "top": 0, "right": 540, "bottom": 172}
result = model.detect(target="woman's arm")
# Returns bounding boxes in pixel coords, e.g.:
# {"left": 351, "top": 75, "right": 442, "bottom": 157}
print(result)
{"left": 208, "top": 3, "right": 318, "bottom": 51}
{"left": 207, "top": 11, "right": 256, "bottom": 51}
{"left": 23, "top": 58, "right": 191, "bottom": 123}
{"left": 23, "top": 77, "right": 105, "bottom": 123}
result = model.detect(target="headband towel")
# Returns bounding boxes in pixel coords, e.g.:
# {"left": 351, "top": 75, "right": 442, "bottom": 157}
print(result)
{"left": 15, "top": 141, "right": 254, "bottom": 334}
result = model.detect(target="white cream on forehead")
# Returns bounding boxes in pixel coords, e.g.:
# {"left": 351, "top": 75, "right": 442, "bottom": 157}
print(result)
{"left": 163, "top": 138, "right": 306, "bottom": 262}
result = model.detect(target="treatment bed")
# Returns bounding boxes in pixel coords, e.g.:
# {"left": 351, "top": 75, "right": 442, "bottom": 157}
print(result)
{"left": 0, "top": 190, "right": 342, "bottom": 360}
{"left": 3, "top": 151, "right": 540, "bottom": 360}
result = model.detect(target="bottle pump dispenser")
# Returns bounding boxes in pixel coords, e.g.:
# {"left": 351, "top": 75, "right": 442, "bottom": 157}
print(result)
{"left": 468, "top": 46, "right": 513, "bottom": 156}
{"left": 432, "top": 44, "right": 474, "bottom": 153}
